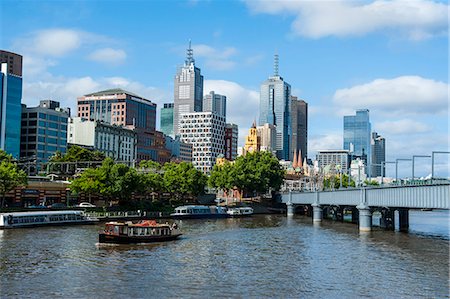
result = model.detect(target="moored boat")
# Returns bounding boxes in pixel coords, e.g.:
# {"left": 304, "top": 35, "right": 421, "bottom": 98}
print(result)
{"left": 227, "top": 207, "right": 254, "bottom": 217}
{"left": 0, "top": 210, "right": 98, "bottom": 229}
{"left": 170, "top": 205, "right": 228, "bottom": 219}
{"left": 99, "top": 220, "right": 182, "bottom": 244}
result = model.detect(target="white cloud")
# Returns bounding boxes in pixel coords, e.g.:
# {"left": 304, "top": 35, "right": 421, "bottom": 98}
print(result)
{"left": 332, "top": 76, "right": 448, "bottom": 116}
{"left": 308, "top": 133, "right": 342, "bottom": 157}
{"left": 245, "top": 0, "right": 448, "bottom": 40}
{"left": 88, "top": 48, "right": 127, "bottom": 65}
{"left": 22, "top": 74, "right": 170, "bottom": 115}
{"left": 375, "top": 119, "right": 432, "bottom": 135}
{"left": 193, "top": 44, "right": 238, "bottom": 70}
{"left": 204, "top": 80, "right": 259, "bottom": 145}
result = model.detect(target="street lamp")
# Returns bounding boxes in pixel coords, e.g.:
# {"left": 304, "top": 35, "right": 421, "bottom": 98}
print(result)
{"left": 396, "top": 158, "right": 412, "bottom": 185}
{"left": 381, "top": 161, "right": 395, "bottom": 185}
{"left": 412, "top": 155, "right": 431, "bottom": 182}
{"left": 431, "top": 151, "right": 450, "bottom": 183}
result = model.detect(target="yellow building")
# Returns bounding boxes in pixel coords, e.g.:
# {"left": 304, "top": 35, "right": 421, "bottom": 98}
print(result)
{"left": 243, "top": 121, "right": 260, "bottom": 155}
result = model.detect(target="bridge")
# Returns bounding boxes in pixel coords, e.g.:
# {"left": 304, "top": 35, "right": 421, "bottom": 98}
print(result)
{"left": 281, "top": 183, "right": 450, "bottom": 232}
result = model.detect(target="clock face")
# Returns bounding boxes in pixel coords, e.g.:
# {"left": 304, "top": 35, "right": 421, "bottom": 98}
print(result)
{"left": 248, "top": 146, "right": 253, "bottom": 152}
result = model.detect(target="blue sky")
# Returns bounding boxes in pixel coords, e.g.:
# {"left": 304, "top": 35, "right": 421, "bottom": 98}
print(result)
{"left": 1, "top": 0, "right": 448, "bottom": 178}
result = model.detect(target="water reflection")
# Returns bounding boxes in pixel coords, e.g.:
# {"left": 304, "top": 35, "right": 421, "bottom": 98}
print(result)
{"left": 0, "top": 215, "right": 448, "bottom": 298}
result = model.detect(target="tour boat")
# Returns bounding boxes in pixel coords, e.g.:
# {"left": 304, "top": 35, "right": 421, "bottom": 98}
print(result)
{"left": 170, "top": 205, "right": 228, "bottom": 219}
{"left": 226, "top": 207, "right": 254, "bottom": 217}
{"left": 0, "top": 210, "right": 99, "bottom": 229}
{"left": 99, "top": 220, "right": 182, "bottom": 244}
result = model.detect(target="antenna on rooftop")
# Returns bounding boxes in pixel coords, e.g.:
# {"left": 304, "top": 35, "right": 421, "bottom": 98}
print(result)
{"left": 274, "top": 53, "right": 279, "bottom": 76}
{"left": 186, "top": 39, "right": 195, "bottom": 65}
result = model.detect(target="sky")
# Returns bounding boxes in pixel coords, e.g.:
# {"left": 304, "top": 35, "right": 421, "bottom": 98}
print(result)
{"left": 1, "top": 0, "right": 449, "bottom": 178}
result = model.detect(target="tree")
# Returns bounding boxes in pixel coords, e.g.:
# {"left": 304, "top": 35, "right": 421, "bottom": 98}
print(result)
{"left": 0, "top": 151, "right": 28, "bottom": 208}
{"left": 48, "top": 145, "right": 106, "bottom": 175}
{"left": 163, "top": 162, "right": 207, "bottom": 201}
{"left": 70, "top": 167, "right": 103, "bottom": 203}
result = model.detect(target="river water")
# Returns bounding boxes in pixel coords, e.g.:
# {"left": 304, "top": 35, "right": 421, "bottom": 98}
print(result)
{"left": 0, "top": 212, "right": 449, "bottom": 298}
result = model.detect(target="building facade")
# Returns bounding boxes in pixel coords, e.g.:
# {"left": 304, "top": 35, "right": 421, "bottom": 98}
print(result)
{"left": 257, "top": 123, "right": 277, "bottom": 154}
{"left": 173, "top": 42, "right": 204, "bottom": 136}
{"left": 77, "top": 88, "right": 157, "bottom": 161}
{"left": 224, "top": 123, "right": 238, "bottom": 161}
{"left": 259, "top": 55, "right": 291, "bottom": 160}
{"left": 243, "top": 121, "right": 260, "bottom": 155}
{"left": 165, "top": 135, "right": 192, "bottom": 163}
{"left": 371, "top": 132, "right": 386, "bottom": 177}
{"left": 160, "top": 103, "right": 174, "bottom": 137}
{"left": 343, "top": 109, "right": 371, "bottom": 172}
{"left": 290, "top": 96, "right": 308, "bottom": 160}
{"left": 20, "top": 100, "right": 70, "bottom": 173}
{"left": 316, "top": 149, "right": 350, "bottom": 172}
{"left": 203, "top": 91, "right": 226, "bottom": 118}
{"left": 68, "top": 117, "right": 137, "bottom": 162}
{"left": 1, "top": 58, "right": 22, "bottom": 158}
{"left": 179, "top": 112, "right": 225, "bottom": 174}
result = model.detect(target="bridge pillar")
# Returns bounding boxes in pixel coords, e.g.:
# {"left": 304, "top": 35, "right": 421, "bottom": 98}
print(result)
{"left": 398, "top": 208, "right": 409, "bottom": 232}
{"left": 287, "top": 202, "right": 295, "bottom": 216}
{"left": 312, "top": 203, "right": 323, "bottom": 222}
{"left": 357, "top": 204, "right": 372, "bottom": 232}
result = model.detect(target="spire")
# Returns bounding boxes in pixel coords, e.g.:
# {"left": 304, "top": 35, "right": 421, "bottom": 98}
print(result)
{"left": 251, "top": 119, "right": 256, "bottom": 129}
{"left": 274, "top": 53, "right": 279, "bottom": 76}
{"left": 292, "top": 150, "right": 298, "bottom": 168}
{"left": 186, "top": 39, "right": 195, "bottom": 65}
{"left": 297, "top": 150, "right": 303, "bottom": 168}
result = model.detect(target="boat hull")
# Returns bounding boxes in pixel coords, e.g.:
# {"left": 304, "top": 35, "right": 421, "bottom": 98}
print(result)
{"left": 170, "top": 214, "right": 229, "bottom": 220}
{"left": 99, "top": 233, "right": 182, "bottom": 244}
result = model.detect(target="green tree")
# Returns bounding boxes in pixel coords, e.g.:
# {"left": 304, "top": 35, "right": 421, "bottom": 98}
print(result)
{"left": 163, "top": 162, "right": 207, "bottom": 201}
{"left": 48, "top": 145, "right": 106, "bottom": 174}
{"left": 208, "top": 161, "right": 234, "bottom": 193}
{"left": 70, "top": 167, "right": 103, "bottom": 203}
{"left": 0, "top": 151, "right": 28, "bottom": 208}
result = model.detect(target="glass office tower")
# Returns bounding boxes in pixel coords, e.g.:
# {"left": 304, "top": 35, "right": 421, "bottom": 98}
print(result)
{"left": 343, "top": 109, "right": 371, "bottom": 173}
{"left": 160, "top": 103, "right": 174, "bottom": 137}
{"left": 259, "top": 55, "right": 291, "bottom": 160}
{"left": 0, "top": 62, "right": 22, "bottom": 158}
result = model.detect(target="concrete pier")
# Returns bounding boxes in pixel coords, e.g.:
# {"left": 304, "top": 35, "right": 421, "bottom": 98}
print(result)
{"left": 357, "top": 204, "right": 372, "bottom": 232}
{"left": 287, "top": 202, "right": 294, "bottom": 216}
{"left": 312, "top": 203, "right": 323, "bottom": 222}
{"left": 380, "top": 209, "right": 395, "bottom": 230}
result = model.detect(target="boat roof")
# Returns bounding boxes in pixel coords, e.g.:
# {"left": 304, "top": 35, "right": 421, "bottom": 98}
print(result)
{"left": 1, "top": 210, "right": 83, "bottom": 217}
{"left": 105, "top": 220, "right": 170, "bottom": 227}
{"left": 175, "top": 205, "right": 210, "bottom": 209}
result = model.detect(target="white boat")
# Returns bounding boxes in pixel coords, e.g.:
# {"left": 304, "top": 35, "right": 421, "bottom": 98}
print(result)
{"left": 170, "top": 205, "right": 228, "bottom": 219}
{"left": 0, "top": 210, "right": 99, "bottom": 229}
{"left": 227, "top": 207, "right": 254, "bottom": 217}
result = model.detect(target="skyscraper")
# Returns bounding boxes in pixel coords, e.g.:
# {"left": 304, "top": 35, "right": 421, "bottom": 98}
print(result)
{"left": 0, "top": 51, "right": 23, "bottom": 158}
{"left": 343, "top": 109, "right": 371, "bottom": 172}
{"left": 203, "top": 91, "right": 226, "bottom": 118}
{"left": 224, "top": 123, "right": 238, "bottom": 161}
{"left": 371, "top": 132, "right": 386, "bottom": 177}
{"left": 173, "top": 41, "right": 204, "bottom": 136}
{"left": 160, "top": 103, "right": 174, "bottom": 137}
{"left": 259, "top": 54, "right": 291, "bottom": 160}
{"left": 21, "top": 100, "right": 70, "bottom": 173}
{"left": 290, "top": 96, "right": 308, "bottom": 161}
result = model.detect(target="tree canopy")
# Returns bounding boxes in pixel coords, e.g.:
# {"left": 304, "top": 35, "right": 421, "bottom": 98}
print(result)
{"left": 0, "top": 150, "right": 28, "bottom": 208}
{"left": 209, "top": 151, "right": 285, "bottom": 197}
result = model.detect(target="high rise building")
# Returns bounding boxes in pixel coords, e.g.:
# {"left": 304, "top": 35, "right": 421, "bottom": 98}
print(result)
{"left": 77, "top": 88, "right": 158, "bottom": 161}
{"left": 68, "top": 117, "right": 137, "bottom": 162}
{"left": 316, "top": 149, "right": 350, "bottom": 171}
{"left": 257, "top": 123, "right": 277, "bottom": 154}
{"left": 371, "top": 132, "right": 386, "bottom": 177}
{"left": 20, "top": 100, "right": 70, "bottom": 173}
{"left": 164, "top": 135, "right": 192, "bottom": 163}
{"left": 179, "top": 112, "right": 225, "bottom": 174}
{"left": 0, "top": 50, "right": 23, "bottom": 77}
{"left": 343, "top": 109, "right": 371, "bottom": 172}
{"left": 173, "top": 41, "right": 204, "bottom": 136}
{"left": 224, "top": 123, "right": 238, "bottom": 161}
{"left": 290, "top": 96, "right": 308, "bottom": 160}
{"left": 0, "top": 51, "right": 23, "bottom": 158}
{"left": 160, "top": 103, "right": 174, "bottom": 137}
{"left": 203, "top": 91, "right": 226, "bottom": 118}
{"left": 259, "top": 54, "right": 291, "bottom": 160}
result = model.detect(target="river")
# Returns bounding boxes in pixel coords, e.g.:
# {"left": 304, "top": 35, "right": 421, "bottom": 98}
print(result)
{"left": 0, "top": 211, "right": 448, "bottom": 298}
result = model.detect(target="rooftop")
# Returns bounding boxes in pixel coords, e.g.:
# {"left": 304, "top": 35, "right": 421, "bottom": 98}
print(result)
{"left": 84, "top": 88, "right": 142, "bottom": 98}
